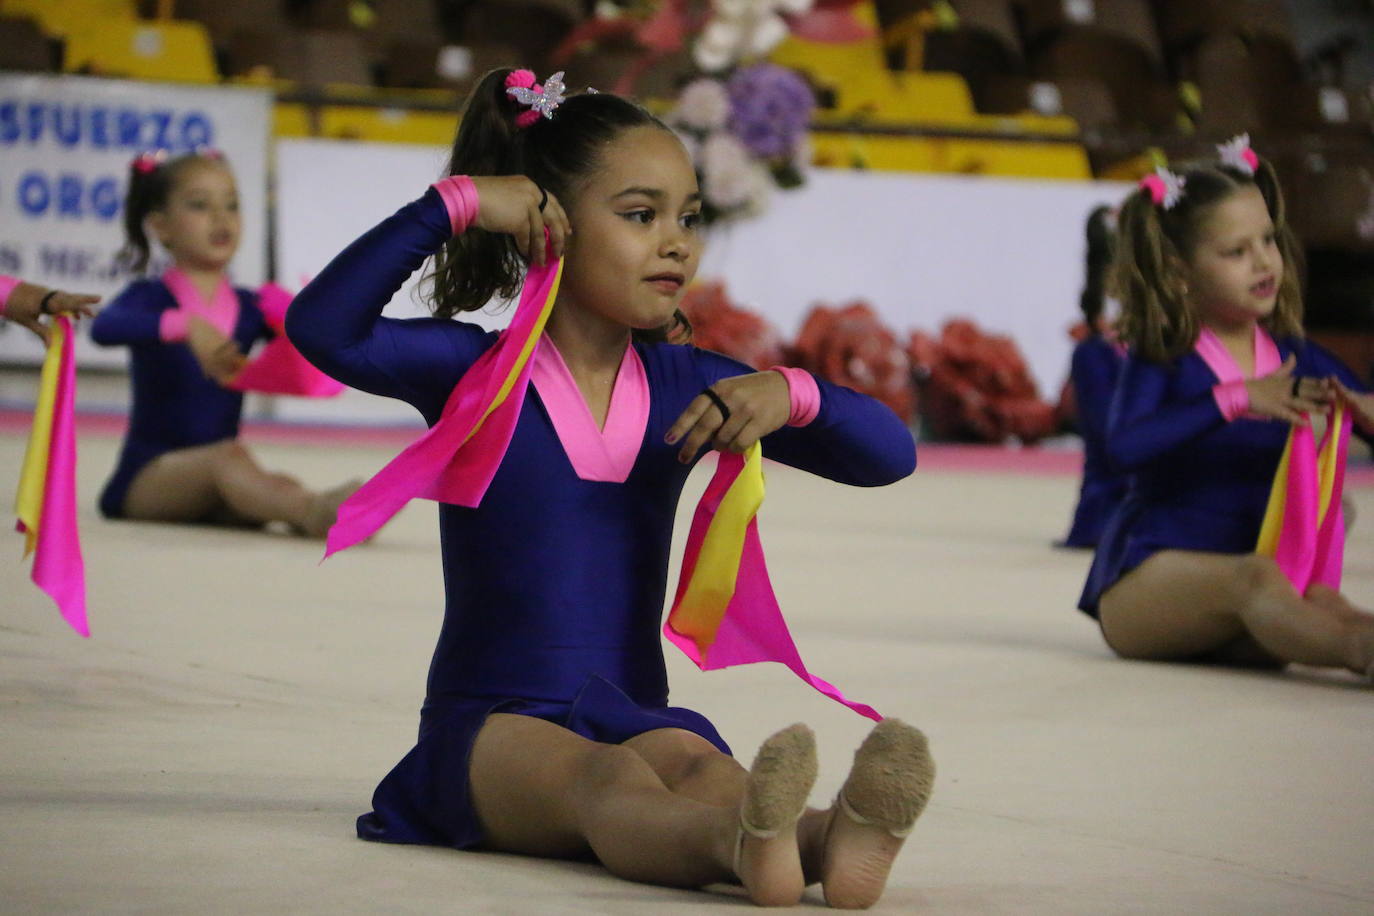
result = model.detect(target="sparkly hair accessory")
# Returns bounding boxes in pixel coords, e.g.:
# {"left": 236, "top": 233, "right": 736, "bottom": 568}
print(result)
{"left": 132, "top": 149, "right": 168, "bottom": 174}
{"left": 1139, "top": 166, "right": 1186, "bottom": 210}
{"left": 1216, "top": 133, "right": 1259, "bottom": 175}
{"left": 506, "top": 70, "right": 567, "bottom": 128}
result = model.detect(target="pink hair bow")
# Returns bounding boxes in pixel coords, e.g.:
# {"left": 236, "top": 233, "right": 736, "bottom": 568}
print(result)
{"left": 1139, "top": 166, "right": 1186, "bottom": 210}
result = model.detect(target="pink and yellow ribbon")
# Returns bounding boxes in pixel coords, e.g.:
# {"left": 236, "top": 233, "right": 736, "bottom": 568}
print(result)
{"left": 324, "top": 248, "right": 564, "bottom": 557}
{"left": 14, "top": 317, "right": 88, "bottom": 636}
{"left": 664, "top": 445, "right": 880, "bottom": 720}
{"left": 1256, "top": 404, "right": 1350, "bottom": 593}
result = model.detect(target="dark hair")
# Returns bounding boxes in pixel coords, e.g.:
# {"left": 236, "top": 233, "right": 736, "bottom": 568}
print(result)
{"left": 1079, "top": 205, "right": 1116, "bottom": 329}
{"left": 1112, "top": 156, "right": 1303, "bottom": 363}
{"left": 120, "top": 152, "right": 227, "bottom": 273}
{"left": 426, "top": 68, "right": 691, "bottom": 343}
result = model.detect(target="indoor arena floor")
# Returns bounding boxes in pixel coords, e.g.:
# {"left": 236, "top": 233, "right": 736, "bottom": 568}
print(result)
{"left": 3, "top": 422, "right": 1372, "bottom": 915}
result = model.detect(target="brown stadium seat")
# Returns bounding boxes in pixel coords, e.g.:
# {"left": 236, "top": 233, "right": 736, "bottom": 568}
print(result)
{"left": 978, "top": 74, "right": 1119, "bottom": 129}
{"left": 1022, "top": 0, "right": 1163, "bottom": 67}
{"left": 0, "top": 15, "right": 60, "bottom": 72}
{"left": 1153, "top": 0, "right": 1295, "bottom": 54}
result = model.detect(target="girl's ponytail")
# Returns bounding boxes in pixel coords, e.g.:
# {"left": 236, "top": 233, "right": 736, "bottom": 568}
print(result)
{"left": 121, "top": 153, "right": 170, "bottom": 273}
{"left": 1111, "top": 186, "right": 1192, "bottom": 363}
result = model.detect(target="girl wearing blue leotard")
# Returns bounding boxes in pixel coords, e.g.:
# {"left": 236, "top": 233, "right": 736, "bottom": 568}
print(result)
{"left": 1079, "top": 142, "right": 1374, "bottom": 676}
{"left": 1061, "top": 205, "right": 1128, "bottom": 548}
{"left": 286, "top": 69, "right": 933, "bottom": 908}
{"left": 89, "top": 152, "right": 356, "bottom": 536}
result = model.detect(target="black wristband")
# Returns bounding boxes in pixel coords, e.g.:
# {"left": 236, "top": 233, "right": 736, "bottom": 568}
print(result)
{"left": 701, "top": 387, "right": 730, "bottom": 423}
{"left": 38, "top": 289, "right": 59, "bottom": 314}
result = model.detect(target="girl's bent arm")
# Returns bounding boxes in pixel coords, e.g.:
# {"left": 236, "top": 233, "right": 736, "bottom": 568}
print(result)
{"left": 285, "top": 189, "right": 491, "bottom": 416}
{"left": 694, "top": 349, "right": 916, "bottom": 487}
{"left": 1105, "top": 357, "right": 1229, "bottom": 471}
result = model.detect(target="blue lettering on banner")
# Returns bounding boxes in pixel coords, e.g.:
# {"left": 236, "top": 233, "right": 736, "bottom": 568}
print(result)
{"left": 0, "top": 244, "right": 21, "bottom": 274}
{"left": 0, "top": 99, "right": 217, "bottom": 153}
{"left": 36, "top": 245, "right": 128, "bottom": 282}
{"left": 15, "top": 171, "right": 124, "bottom": 222}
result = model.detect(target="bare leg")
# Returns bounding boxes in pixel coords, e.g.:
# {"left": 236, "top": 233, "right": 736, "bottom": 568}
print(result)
{"left": 1099, "top": 552, "right": 1374, "bottom": 675}
{"left": 121, "top": 439, "right": 354, "bottom": 536}
{"left": 469, "top": 714, "right": 816, "bottom": 905}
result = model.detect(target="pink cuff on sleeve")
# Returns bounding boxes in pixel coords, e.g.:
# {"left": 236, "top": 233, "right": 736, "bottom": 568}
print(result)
{"left": 1212, "top": 379, "right": 1250, "bottom": 421}
{"left": 770, "top": 366, "right": 821, "bottom": 427}
{"left": 432, "top": 175, "right": 481, "bottom": 236}
{"left": 0, "top": 274, "right": 19, "bottom": 315}
{"left": 159, "top": 308, "right": 190, "bottom": 342}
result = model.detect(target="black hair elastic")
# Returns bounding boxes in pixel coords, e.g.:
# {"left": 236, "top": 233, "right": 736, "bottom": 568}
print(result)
{"left": 1291, "top": 376, "right": 1301, "bottom": 398}
{"left": 538, "top": 186, "right": 548, "bottom": 212}
{"left": 38, "top": 290, "right": 59, "bottom": 314}
{"left": 701, "top": 387, "right": 730, "bottom": 423}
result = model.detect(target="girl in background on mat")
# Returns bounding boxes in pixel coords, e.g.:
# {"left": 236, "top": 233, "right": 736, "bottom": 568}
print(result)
{"left": 0, "top": 277, "right": 99, "bottom": 344}
{"left": 89, "top": 150, "right": 356, "bottom": 536}
{"left": 1060, "top": 205, "right": 1128, "bottom": 549}
{"left": 287, "top": 69, "right": 933, "bottom": 908}
{"left": 1078, "top": 138, "right": 1374, "bottom": 676}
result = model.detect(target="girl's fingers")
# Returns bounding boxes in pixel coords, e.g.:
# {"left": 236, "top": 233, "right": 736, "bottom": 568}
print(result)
{"left": 666, "top": 394, "right": 713, "bottom": 445}
{"left": 677, "top": 415, "right": 723, "bottom": 464}
{"left": 711, "top": 409, "right": 750, "bottom": 451}
{"left": 724, "top": 417, "right": 767, "bottom": 454}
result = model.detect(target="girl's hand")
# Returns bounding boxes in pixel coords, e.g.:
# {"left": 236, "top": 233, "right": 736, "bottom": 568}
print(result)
{"left": 186, "top": 315, "right": 247, "bottom": 385}
{"left": 1332, "top": 377, "right": 1374, "bottom": 434}
{"left": 665, "top": 371, "right": 791, "bottom": 464}
{"left": 5, "top": 282, "right": 100, "bottom": 345}
{"left": 1243, "top": 355, "right": 1333, "bottom": 425}
{"left": 469, "top": 175, "right": 572, "bottom": 266}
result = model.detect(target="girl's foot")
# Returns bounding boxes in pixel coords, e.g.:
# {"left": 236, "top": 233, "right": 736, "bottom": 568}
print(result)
{"left": 822, "top": 719, "right": 934, "bottom": 910}
{"left": 736, "top": 723, "right": 818, "bottom": 907}
{"left": 297, "top": 479, "right": 361, "bottom": 539}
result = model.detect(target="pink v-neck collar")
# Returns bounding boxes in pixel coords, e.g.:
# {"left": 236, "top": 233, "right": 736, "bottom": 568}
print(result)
{"left": 1194, "top": 324, "right": 1281, "bottom": 383}
{"left": 531, "top": 334, "right": 648, "bottom": 483}
{"left": 162, "top": 267, "right": 239, "bottom": 338}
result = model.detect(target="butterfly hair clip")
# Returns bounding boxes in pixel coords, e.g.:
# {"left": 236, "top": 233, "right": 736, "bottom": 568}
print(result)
{"left": 506, "top": 70, "right": 567, "bottom": 128}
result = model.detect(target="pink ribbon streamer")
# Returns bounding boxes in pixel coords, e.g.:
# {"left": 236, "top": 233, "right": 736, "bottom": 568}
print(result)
{"left": 1271, "top": 413, "right": 1350, "bottom": 593}
{"left": 228, "top": 283, "right": 345, "bottom": 397}
{"left": 324, "top": 247, "right": 562, "bottom": 558}
{"left": 17, "top": 317, "right": 89, "bottom": 636}
{"left": 664, "top": 452, "right": 881, "bottom": 721}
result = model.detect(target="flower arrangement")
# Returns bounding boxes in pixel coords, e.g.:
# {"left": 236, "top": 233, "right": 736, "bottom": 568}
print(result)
{"left": 667, "top": 63, "right": 815, "bottom": 221}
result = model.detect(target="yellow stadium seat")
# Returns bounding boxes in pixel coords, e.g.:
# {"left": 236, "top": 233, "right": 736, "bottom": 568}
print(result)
{"left": 0, "top": 0, "right": 135, "bottom": 36}
{"left": 63, "top": 19, "right": 218, "bottom": 83}
{"left": 273, "top": 103, "right": 315, "bottom": 139}
{"left": 318, "top": 105, "right": 458, "bottom": 145}
{"left": 807, "top": 132, "right": 1091, "bottom": 179}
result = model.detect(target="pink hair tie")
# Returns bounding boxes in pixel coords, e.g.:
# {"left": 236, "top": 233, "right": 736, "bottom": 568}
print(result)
{"left": 132, "top": 150, "right": 166, "bottom": 174}
{"left": 1139, "top": 166, "right": 1186, "bottom": 210}
{"left": 1217, "top": 133, "right": 1259, "bottom": 175}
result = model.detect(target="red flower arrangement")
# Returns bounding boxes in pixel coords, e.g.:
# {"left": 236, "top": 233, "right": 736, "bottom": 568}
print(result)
{"left": 792, "top": 302, "right": 915, "bottom": 422}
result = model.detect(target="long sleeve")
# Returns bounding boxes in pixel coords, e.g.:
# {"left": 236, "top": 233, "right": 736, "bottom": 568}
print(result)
{"left": 1105, "top": 356, "right": 1229, "bottom": 472}
{"left": 1071, "top": 337, "right": 1121, "bottom": 448}
{"left": 285, "top": 188, "right": 492, "bottom": 420}
{"left": 89, "top": 282, "right": 166, "bottom": 346}
{"left": 692, "top": 348, "right": 916, "bottom": 487}
{"left": 0, "top": 274, "right": 18, "bottom": 315}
